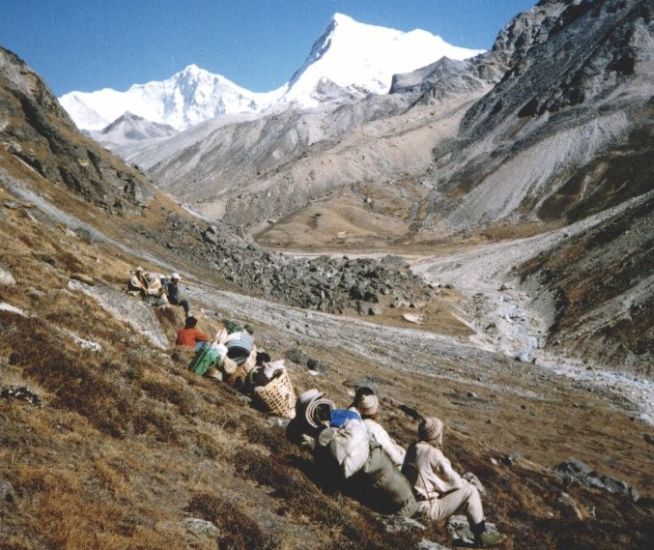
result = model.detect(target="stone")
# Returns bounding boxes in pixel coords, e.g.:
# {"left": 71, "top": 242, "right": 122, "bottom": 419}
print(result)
{"left": 285, "top": 348, "right": 308, "bottom": 365}
{"left": 403, "top": 313, "right": 424, "bottom": 324}
{"left": 446, "top": 515, "right": 474, "bottom": 545}
{"left": 555, "top": 459, "right": 640, "bottom": 502}
{"left": 0, "top": 478, "right": 16, "bottom": 503}
{"left": 380, "top": 515, "right": 426, "bottom": 534}
{"left": 267, "top": 417, "right": 291, "bottom": 429}
{"left": 447, "top": 515, "right": 501, "bottom": 546}
{"left": 183, "top": 517, "right": 220, "bottom": 537}
{"left": 202, "top": 230, "right": 218, "bottom": 244}
{"left": 0, "top": 265, "right": 16, "bottom": 286}
{"left": 515, "top": 350, "right": 535, "bottom": 363}
{"left": 416, "top": 539, "right": 450, "bottom": 550}
{"left": 27, "top": 287, "right": 45, "bottom": 299}
{"left": 557, "top": 492, "right": 586, "bottom": 520}
{"left": 366, "top": 304, "right": 383, "bottom": 316}
{"left": 0, "top": 386, "right": 41, "bottom": 406}
{"left": 644, "top": 434, "right": 654, "bottom": 445}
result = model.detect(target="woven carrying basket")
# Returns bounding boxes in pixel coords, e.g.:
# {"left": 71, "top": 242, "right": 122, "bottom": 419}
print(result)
{"left": 254, "top": 370, "right": 297, "bottom": 418}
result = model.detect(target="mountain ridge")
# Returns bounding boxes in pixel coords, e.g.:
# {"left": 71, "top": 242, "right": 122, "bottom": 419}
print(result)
{"left": 58, "top": 13, "right": 483, "bottom": 132}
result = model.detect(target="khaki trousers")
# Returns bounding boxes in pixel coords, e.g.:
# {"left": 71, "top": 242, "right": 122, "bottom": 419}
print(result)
{"left": 417, "top": 482, "right": 483, "bottom": 524}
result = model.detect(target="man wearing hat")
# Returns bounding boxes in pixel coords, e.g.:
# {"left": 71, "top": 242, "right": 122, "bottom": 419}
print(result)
{"left": 165, "top": 272, "right": 190, "bottom": 316}
{"left": 352, "top": 392, "right": 406, "bottom": 468}
{"left": 402, "top": 417, "right": 506, "bottom": 547}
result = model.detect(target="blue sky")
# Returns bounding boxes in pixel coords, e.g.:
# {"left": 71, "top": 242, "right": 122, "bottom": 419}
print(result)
{"left": 2, "top": 0, "right": 536, "bottom": 96}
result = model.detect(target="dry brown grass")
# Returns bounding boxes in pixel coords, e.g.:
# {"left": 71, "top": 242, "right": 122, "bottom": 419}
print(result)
{"left": 186, "top": 492, "right": 272, "bottom": 550}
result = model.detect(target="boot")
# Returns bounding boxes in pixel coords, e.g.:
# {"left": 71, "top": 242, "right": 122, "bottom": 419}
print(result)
{"left": 472, "top": 521, "right": 507, "bottom": 548}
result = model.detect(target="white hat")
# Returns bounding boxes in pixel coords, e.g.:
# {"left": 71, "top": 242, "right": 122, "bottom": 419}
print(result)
{"left": 135, "top": 266, "right": 144, "bottom": 272}
{"left": 171, "top": 272, "right": 180, "bottom": 280}
{"left": 356, "top": 394, "right": 379, "bottom": 417}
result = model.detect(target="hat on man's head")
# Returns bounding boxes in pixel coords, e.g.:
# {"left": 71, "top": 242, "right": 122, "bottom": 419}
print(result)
{"left": 171, "top": 272, "right": 180, "bottom": 280}
{"left": 418, "top": 417, "right": 444, "bottom": 446}
{"left": 136, "top": 266, "right": 144, "bottom": 272}
{"left": 355, "top": 393, "right": 379, "bottom": 417}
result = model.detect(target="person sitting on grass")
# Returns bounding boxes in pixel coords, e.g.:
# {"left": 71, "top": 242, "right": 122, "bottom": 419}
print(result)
{"left": 176, "top": 316, "right": 209, "bottom": 349}
{"left": 165, "top": 272, "right": 190, "bottom": 316}
{"left": 127, "top": 266, "right": 148, "bottom": 295}
{"left": 402, "top": 417, "right": 507, "bottom": 548}
{"left": 352, "top": 390, "right": 406, "bottom": 468}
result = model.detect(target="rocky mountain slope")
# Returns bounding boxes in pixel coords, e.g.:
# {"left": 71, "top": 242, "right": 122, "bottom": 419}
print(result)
{"left": 2, "top": 38, "right": 654, "bottom": 549}
{"left": 90, "top": 111, "right": 178, "bottom": 147}
{"left": 0, "top": 47, "right": 154, "bottom": 211}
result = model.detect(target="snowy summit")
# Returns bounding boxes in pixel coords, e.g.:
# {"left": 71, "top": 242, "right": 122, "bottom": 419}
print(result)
{"left": 59, "top": 14, "right": 483, "bottom": 132}
{"left": 279, "top": 13, "right": 483, "bottom": 107}
{"left": 59, "top": 64, "right": 280, "bottom": 131}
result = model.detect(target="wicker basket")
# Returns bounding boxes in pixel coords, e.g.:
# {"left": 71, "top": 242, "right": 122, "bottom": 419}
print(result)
{"left": 254, "top": 369, "right": 297, "bottom": 419}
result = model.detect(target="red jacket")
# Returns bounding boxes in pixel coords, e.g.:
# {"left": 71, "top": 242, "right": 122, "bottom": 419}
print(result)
{"left": 176, "top": 327, "right": 209, "bottom": 348}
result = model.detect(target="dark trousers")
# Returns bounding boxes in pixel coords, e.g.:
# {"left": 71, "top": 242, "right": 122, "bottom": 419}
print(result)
{"left": 170, "top": 298, "right": 190, "bottom": 315}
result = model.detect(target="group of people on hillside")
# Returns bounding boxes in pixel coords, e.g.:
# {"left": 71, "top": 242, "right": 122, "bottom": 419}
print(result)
{"left": 124, "top": 266, "right": 505, "bottom": 546}
{"left": 128, "top": 266, "right": 190, "bottom": 315}
{"left": 288, "top": 386, "right": 507, "bottom": 547}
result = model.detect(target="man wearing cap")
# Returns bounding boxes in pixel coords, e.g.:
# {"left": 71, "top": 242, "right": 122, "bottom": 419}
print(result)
{"left": 352, "top": 392, "right": 406, "bottom": 468}
{"left": 402, "top": 417, "right": 506, "bottom": 547}
{"left": 165, "top": 273, "right": 190, "bottom": 316}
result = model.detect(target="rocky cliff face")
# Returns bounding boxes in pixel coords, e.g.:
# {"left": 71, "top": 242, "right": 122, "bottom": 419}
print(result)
{"left": 0, "top": 48, "right": 154, "bottom": 211}
{"left": 426, "top": 0, "right": 653, "bottom": 230}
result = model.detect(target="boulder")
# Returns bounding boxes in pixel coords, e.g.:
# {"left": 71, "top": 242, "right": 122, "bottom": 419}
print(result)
{"left": 555, "top": 459, "right": 639, "bottom": 502}
{"left": 183, "top": 517, "right": 219, "bottom": 538}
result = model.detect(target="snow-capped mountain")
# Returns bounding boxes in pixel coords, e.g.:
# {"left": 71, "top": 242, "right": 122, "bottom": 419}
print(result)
{"left": 59, "top": 65, "right": 283, "bottom": 131}
{"left": 278, "top": 13, "right": 483, "bottom": 107}
{"left": 59, "top": 13, "right": 483, "bottom": 132}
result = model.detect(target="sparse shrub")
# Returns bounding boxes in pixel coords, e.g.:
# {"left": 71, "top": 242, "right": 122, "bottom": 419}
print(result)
{"left": 243, "top": 424, "right": 295, "bottom": 455}
{"left": 140, "top": 378, "right": 196, "bottom": 415}
{"left": 194, "top": 433, "right": 220, "bottom": 460}
{"left": 132, "top": 408, "right": 179, "bottom": 444}
{"left": 186, "top": 492, "right": 274, "bottom": 550}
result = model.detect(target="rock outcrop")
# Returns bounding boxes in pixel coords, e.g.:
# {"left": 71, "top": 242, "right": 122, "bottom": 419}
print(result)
{"left": 0, "top": 48, "right": 154, "bottom": 211}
